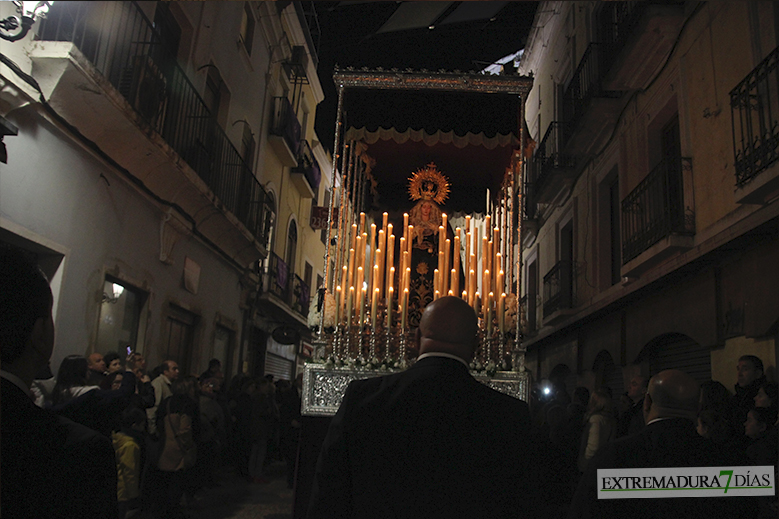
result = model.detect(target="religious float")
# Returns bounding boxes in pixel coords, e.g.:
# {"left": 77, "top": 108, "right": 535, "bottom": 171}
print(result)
{"left": 303, "top": 67, "right": 534, "bottom": 416}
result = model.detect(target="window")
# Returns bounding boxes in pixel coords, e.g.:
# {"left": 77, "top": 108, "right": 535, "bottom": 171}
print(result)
{"left": 213, "top": 325, "right": 235, "bottom": 384}
{"left": 96, "top": 277, "right": 146, "bottom": 357}
{"left": 263, "top": 192, "right": 276, "bottom": 252}
{"left": 286, "top": 221, "right": 298, "bottom": 276}
{"left": 304, "top": 262, "right": 313, "bottom": 296}
{"left": 320, "top": 188, "right": 330, "bottom": 245}
{"left": 527, "top": 260, "right": 538, "bottom": 334}
{"left": 204, "top": 66, "right": 230, "bottom": 129}
{"left": 609, "top": 178, "right": 621, "bottom": 285}
{"left": 164, "top": 304, "right": 198, "bottom": 376}
{"left": 239, "top": 3, "right": 255, "bottom": 56}
{"left": 596, "top": 167, "right": 621, "bottom": 288}
{"left": 241, "top": 123, "right": 255, "bottom": 169}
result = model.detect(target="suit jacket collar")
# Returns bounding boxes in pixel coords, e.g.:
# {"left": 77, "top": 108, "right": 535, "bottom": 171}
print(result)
{"left": 0, "top": 370, "right": 34, "bottom": 400}
{"left": 416, "top": 352, "right": 470, "bottom": 369}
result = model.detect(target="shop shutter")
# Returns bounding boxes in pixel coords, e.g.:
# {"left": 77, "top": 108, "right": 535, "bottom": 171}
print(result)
{"left": 264, "top": 352, "right": 292, "bottom": 381}
{"left": 649, "top": 336, "right": 711, "bottom": 383}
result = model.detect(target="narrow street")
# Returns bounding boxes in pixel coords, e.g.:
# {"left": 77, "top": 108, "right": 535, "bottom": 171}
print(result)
{"left": 169, "top": 462, "right": 295, "bottom": 519}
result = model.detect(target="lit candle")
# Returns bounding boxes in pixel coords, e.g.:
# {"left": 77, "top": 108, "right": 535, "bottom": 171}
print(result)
{"left": 401, "top": 288, "right": 409, "bottom": 330}
{"left": 386, "top": 233, "right": 395, "bottom": 292}
{"left": 453, "top": 230, "right": 460, "bottom": 287}
{"left": 347, "top": 248, "right": 356, "bottom": 291}
{"left": 407, "top": 225, "right": 414, "bottom": 251}
{"left": 482, "top": 270, "right": 490, "bottom": 316}
{"left": 438, "top": 225, "right": 445, "bottom": 259}
{"left": 442, "top": 213, "right": 448, "bottom": 232}
{"left": 373, "top": 264, "right": 380, "bottom": 303}
{"left": 359, "top": 283, "right": 366, "bottom": 325}
{"left": 462, "top": 290, "right": 467, "bottom": 301}
{"left": 371, "top": 288, "right": 379, "bottom": 331}
{"left": 437, "top": 251, "right": 444, "bottom": 293}
{"left": 359, "top": 212, "right": 366, "bottom": 233}
{"left": 496, "top": 268, "right": 504, "bottom": 298}
{"left": 443, "top": 238, "right": 450, "bottom": 295}
{"left": 450, "top": 268, "right": 457, "bottom": 296}
{"left": 487, "top": 292, "right": 494, "bottom": 335}
{"left": 335, "top": 286, "right": 342, "bottom": 325}
{"left": 375, "top": 249, "right": 383, "bottom": 298}
{"left": 403, "top": 213, "right": 409, "bottom": 241}
{"left": 347, "top": 286, "right": 354, "bottom": 326}
{"left": 386, "top": 286, "right": 393, "bottom": 330}
{"left": 483, "top": 236, "right": 490, "bottom": 279}
{"left": 404, "top": 267, "right": 411, "bottom": 301}
{"left": 465, "top": 231, "right": 471, "bottom": 283}
{"left": 448, "top": 289, "right": 454, "bottom": 296}
{"left": 350, "top": 223, "right": 358, "bottom": 252}
{"left": 498, "top": 292, "right": 506, "bottom": 334}
{"left": 382, "top": 212, "right": 388, "bottom": 234}
{"left": 433, "top": 269, "right": 440, "bottom": 300}
{"left": 469, "top": 269, "right": 476, "bottom": 307}
{"left": 474, "top": 291, "right": 480, "bottom": 315}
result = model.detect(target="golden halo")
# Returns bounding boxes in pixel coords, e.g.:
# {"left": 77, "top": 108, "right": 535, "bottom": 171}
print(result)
{"left": 407, "top": 163, "right": 450, "bottom": 205}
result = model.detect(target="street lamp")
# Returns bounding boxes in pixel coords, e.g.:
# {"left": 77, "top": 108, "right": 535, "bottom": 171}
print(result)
{"left": 0, "top": 1, "right": 53, "bottom": 42}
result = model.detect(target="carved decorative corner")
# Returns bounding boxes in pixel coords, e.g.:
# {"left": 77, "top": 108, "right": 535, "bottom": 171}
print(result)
{"left": 159, "top": 209, "right": 190, "bottom": 265}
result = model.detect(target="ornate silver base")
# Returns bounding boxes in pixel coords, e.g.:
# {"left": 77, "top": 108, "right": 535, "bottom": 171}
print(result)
{"left": 301, "top": 362, "right": 531, "bottom": 417}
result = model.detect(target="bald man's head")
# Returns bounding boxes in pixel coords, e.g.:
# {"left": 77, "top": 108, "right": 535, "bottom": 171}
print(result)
{"left": 643, "top": 369, "right": 700, "bottom": 423}
{"left": 417, "top": 296, "right": 478, "bottom": 362}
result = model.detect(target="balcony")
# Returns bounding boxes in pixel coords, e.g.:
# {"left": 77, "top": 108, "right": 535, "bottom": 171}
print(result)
{"left": 562, "top": 42, "right": 624, "bottom": 157}
{"left": 529, "top": 122, "right": 577, "bottom": 204}
{"left": 731, "top": 45, "right": 779, "bottom": 205}
{"left": 269, "top": 96, "right": 301, "bottom": 167}
{"left": 598, "top": 1, "right": 686, "bottom": 92}
{"left": 290, "top": 139, "right": 321, "bottom": 198}
{"left": 33, "top": 1, "right": 269, "bottom": 266}
{"left": 522, "top": 180, "right": 539, "bottom": 247}
{"left": 621, "top": 157, "right": 695, "bottom": 276}
{"left": 543, "top": 260, "right": 576, "bottom": 323}
{"left": 260, "top": 252, "right": 310, "bottom": 322}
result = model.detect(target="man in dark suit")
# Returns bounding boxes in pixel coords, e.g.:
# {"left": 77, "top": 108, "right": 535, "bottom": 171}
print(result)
{"left": 0, "top": 244, "right": 117, "bottom": 518}
{"left": 568, "top": 369, "right": 756, "bottom": 519}
{"left": 308, "top": 296, "right": 535, "bottom": 518}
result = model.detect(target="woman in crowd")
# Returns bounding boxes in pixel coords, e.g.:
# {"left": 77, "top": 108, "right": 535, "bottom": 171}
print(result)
{"left": 577, "top": 388, "right": 616, "bottom": 472}
{"left": 152, "top": 376, "right": 200, "bottom": 519}
{"left": 744, "top": 406, "right": 778, "bottom": 519}
{"left": 52, "top": 354, "right": 136, "bottom": 437}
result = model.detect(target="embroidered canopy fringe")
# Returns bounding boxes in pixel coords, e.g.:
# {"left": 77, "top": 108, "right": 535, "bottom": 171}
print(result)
{"left": 345, "top": 127, "right": 518, "bottom": 150}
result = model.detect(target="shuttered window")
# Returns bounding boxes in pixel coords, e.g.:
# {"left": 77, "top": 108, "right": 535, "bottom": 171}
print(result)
{"left": 264, "top": 352, "right": 292, "bottom": 381}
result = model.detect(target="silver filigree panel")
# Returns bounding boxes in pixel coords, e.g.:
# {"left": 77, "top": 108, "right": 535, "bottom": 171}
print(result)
{"left": 302, "top": 363, "right": 530, "bottom": 417}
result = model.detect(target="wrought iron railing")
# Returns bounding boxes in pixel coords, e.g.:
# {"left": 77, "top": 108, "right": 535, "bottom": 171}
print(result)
{"left": 530, "top": 122, "right": 576, "bottom": 197}
{"left": 598, "top": 1, "right": 648, "bottom": 73}
{"left": 730, "top": 45, "right": 779, "bottom": 187}
{"left": 563, "top": 43, "right": 622, "bottom": 131}
{"left": 543, "top": 260, "right": 575, "bottom": 318}
{"left": 621, "top": 157, "right": 694, "bottom": 263}
{"left": 290, "top": 274, "right": 310, "bottom": 318}
{"left": 37, "top": 1, "right": 270, "bottom": 247}
{"left": 270, "top": 96, "right": 301, "bottom": 155}
{"left": 265, "top": 252, "right": 309, "bottom": 318}
{"left": 267, "top": 252, "right": 290, "bottom": 301}
{"left": 294, "top": 139, "right": 321, "bottom": 193}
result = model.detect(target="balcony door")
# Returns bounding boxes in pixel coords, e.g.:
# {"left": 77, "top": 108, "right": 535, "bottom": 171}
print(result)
{"left": 560, "top": 221, "right": 574, "bottom": 308}
{"left": 661, "top": 115, "right": 684, "bottom": 231}
{"left": 286, "top": 222, "right": 298, "bottom": 280}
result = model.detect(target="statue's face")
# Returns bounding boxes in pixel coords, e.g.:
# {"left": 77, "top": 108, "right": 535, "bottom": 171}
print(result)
{"left": 421, "top": 202, "right": 431, "bottom": 219}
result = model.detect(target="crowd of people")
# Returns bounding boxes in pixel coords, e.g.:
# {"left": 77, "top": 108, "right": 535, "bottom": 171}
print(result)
{"left": 3, "top": 243, "right": 778, "bottom": 519}
{"left": 0, "top": 245, "right": 303, "bottom": 519}
{"left": 32, "top": 352, "right": 305, "bottom": 519}
{"left": 526, "top": 355, "right": 778, "bottom": 518}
